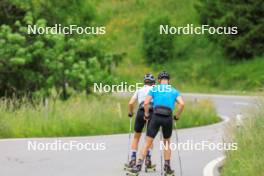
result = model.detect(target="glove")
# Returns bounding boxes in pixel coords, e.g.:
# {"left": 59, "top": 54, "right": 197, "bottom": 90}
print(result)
{"left": 144, "top": 113, "right": 150, "bottom": 120}
{"left": 128, "top": 112, "right": 133, "bottom": 118}
{"left": 173, "top": 115, "right": 179, "bottom": 121}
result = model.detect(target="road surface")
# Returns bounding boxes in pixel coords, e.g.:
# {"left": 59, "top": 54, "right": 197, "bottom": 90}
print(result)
{"left": 0, "top": 93, "right": 257, "bottom": 176}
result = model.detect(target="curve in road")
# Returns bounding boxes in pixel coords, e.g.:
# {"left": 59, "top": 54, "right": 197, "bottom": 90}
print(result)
{"left": 0, "top": 93, "right": 257, "bottom": 176}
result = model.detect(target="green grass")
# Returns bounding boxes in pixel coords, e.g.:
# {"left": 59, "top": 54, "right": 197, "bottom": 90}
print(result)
{"left": 0, "top": 95, "right": 219, "bottom": 138}
{"left": 176, "top": 99, "right": 219, "bottom": 128}
{"left": 222, "top": 104, "right": 264, "bottom": 176}
{"left": 92, "top": 0, "right": 264, "bottom": 93}
{"left": 162, "top": 51, "right": 264, "bottom": 93}
{"left": 0, "top": 95, "right": 130, "bottom": 138}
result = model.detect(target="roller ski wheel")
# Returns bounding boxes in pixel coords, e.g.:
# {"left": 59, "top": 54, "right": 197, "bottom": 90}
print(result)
{"left": 145, "top": 164, "right": 156, "bottom": 172}
{"left": 144, "top": 158, "right": 156, "bottom": 172}
{"left": 124, "top": 159, "right": 136, "bottom": 171}
{"left": 164, "top": 165, "right": 175, "bottom": 176}
{"left": 126, "top": 164, "right": 141, "bottom": 176}
{"left": 125, "top": 171, "right": 139, "bottom": 176}
{"left": 124, "top": 163, "right": 132, "bottom": 171}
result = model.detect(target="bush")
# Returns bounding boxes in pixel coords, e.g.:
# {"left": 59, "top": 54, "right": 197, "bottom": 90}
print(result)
{"left": 222, "top": 103, "right": 264, "bottom": 176}
{"left": 142, "top": 14, "right": 174, "bottom": 63}
{"left": 196, "top": 0, "right": 264, "bottom": 59}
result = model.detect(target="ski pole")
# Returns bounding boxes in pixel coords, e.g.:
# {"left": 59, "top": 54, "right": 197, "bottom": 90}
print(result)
{"left": 174, "top": 120, "right": 183, "bottom": 176}
{"left": 127, "top": 117, "right": 133, "bottom": 164}
{"left": 160, "top": 127, "right": 164, "bottom": 176}
{"left": 144, "top": 119, "right": 149, "bottom": 145}
{"left": 145, "top": 119, "right": 149, "bottom": 134}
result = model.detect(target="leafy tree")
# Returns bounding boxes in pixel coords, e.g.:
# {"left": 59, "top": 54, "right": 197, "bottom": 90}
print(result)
{"left": 0, "top": 2, "right": 121, "bottom": 99}
{"left": 196, "top": 0, "right": 264, "bottom": 59}
{"left": 1, "top": 0, "right": 96, "bottom": 26}
{"left": 0, "top": 0, "right": 26, "bottom": 25}
{"left": 142, "top": 15, "right": 174, "bottom": 63}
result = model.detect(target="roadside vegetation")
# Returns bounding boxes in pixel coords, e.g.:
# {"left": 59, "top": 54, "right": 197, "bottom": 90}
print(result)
{"left": 222, "top": 103, "right": 264, "bottom": 176}
{"left": 0, "top": 96, "right": 219, "bottom": 138}
{"left": 94, "top": 0, "right": 264, "bottom": 93}
{"left": 176, "top": 99, "right": 219, "bottom": 128}
{"left": 0, "top": 0, "right": 261, "bottom": 139}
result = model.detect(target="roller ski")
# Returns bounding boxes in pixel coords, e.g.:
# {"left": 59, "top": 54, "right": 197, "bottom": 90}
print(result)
{"left": 164, "top": 164, "right": 175, "bottom": 176}
{"left": 124, "top": 158, "right": 136, "bottom": 171}
{"left": 126, "top": 163, "right": 142, "bottom": 176}
{"left": 144, "top": 156, "right": 156, "bottom": 172}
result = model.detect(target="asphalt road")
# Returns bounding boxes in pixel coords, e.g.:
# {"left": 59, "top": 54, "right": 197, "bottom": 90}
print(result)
{"left": 0, "top": 93, "right": 257, "bottom": 176}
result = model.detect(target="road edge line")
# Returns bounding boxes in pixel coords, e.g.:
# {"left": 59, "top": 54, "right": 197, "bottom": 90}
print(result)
{"left": 203, "top": 156, "right": 226, "bottom": 176}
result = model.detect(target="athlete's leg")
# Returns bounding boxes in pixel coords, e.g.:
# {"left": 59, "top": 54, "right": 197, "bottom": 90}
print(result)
{"left": 129, "top": 115, "right": 160, "bottom": 173}
{"left": 161, "top": 117, "right": 174, "bottom": 174}
{"left": 161, "top": 117, "right": 173, "bottom": 161}
{"left": 137, "top": 136, "right": 154, "bottom": 163}
{"left": 147, "top": 142, "right": 154, "bottom": 156}
{"left": 163, "top": 138, "right": 171, "bottom": 160}
{"left": 146, "top": 120, "right": 154, "bottom": 159}
{"left": 127, "top": 136, "right": 154, "bottom": 173}
{"left": 137, "top": 114, "right": 159, "bottom": 164}
{"left": 130, "top": 109, "right": 145, "bottom": 159}
{"left": 131, "top": 132, "right": 142, "bottom": 150}
{"left": 130, "top": 132, "right": 141, "bottom": 160}
{"left": 146, "top": 111, "right": 155, "bottom": 158}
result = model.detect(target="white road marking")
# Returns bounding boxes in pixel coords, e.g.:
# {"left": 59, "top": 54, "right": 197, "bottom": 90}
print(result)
{"left": 203, "top": 156, "right": 226, "bottom": 176}
{"left": 233, "top": 102, "right": 251, "bottom": 106}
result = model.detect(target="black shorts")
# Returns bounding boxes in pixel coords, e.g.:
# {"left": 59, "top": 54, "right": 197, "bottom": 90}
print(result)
{"left": 146, "top": 114, "right": 173, "bottom": 139}
{"left": 134, "top": 109, "right": 152, "bottom": 133}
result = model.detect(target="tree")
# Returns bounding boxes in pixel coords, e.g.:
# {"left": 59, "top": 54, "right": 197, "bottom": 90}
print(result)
{"left": 0, "top": 2, "right": 121, "bottom": 99}
{"left": 196, "top": 0, "right": 264, "bottom": 59}
{"left": 142, "top": 15, "right": 174, "bottom": 63}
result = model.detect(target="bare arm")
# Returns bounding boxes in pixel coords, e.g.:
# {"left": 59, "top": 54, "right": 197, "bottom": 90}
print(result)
{"left": 128, "top": 97, "right": 137, "bottom": 115}
{"left": 144, "top": 95, "right": 152, "bottom": 117}
{"left": 175, "top": 96, "right": 185, "bottom": 119}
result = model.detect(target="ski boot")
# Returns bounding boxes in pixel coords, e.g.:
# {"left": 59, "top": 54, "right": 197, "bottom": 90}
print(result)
{"left": 164, "top": 164, "right": 175, "bottom": 176}
{"left": 124, "top": 158, "right": 136, "bottom": 171}
{"left": 126, "top": 164, "right": 142, "bottom": 176}
{"left": 144, "top": 156, "right": 156, "bottom": 172}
